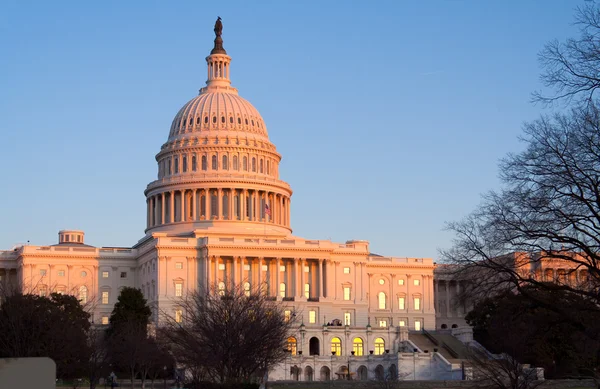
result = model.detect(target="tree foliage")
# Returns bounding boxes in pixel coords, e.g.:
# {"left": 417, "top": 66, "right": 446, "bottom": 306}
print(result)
{"left": 160, "top": 284, "right": 297, "bottom": 386}
{"left": 466, "top": 285, "right": 600, "bottom": 378}
{"left": 106, "top": 287, "right": 152, "bottom": 337}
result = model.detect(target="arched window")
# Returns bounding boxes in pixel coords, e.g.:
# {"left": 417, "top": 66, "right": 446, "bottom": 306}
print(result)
{"left": 259, "top": 159, "right": 263, "bottom": 173}
{"left": 202, "top": 156, "right": 207, "bottom": 170}
{"left": 212, "top": 155, "right": 218, "bottom": 170}
{"left": 352, "top": 337, "right": 364, "bottom": 356}
{"left": 267, "top": 160, "right": 270, "bottom": 175}
{"left": 331, "top": 337, "right": 342, "bottom": 356}
{"left": 229, "top": 117, "right": 233, "bottom": 124}
{"left": 168, "top": 159, "right": 172, "bottom": 175}
{"left": 233, "top": 155, "right": 238, "bottom": 170}
{"left": 243, "top": 156, "right": 248, "bottom": 171}
{"left": 196, "top": 117, "right": 200, "bottom": 124}
{"left": 204, "top": 116, "right": 209, "bottom": 124}
{"left": 374, "top": 337, "right": 385, "bottom": 355}
{"left": 182, "top": 156, "right": 187, "bottom": 172}
{"left": 192, "top": 155, "right": 197, "bottom": 171}
{"left": 222, "top": 155, "right": 228, "bottom": 170}
{"left": 174, "top": 158, "right": 179, "bottom": 173}
{"left": 287, "top": 337, "right": 297, "bottom": 355}
{"left": 252, "top": 157, "right": 256, "bottom": 172}
{"left": 243, "top": 282, "right": 250, "bottom": 297}
{"left": 279, "top": 282, "right": 286, "bottom": 298}
{"left": 79, "top": 285, "right": 88, "bottom": 304}
{"left": 378, "top": 292, "right": 387, "bottom": 309}
{"left": 218, "top": 282, "right": 225, "bottom": 296}
{"left": 221, "top": 116, "right": 225, "bottom": 123}
{"left": 237, "top": 117, "right": 241, "bottom": 124}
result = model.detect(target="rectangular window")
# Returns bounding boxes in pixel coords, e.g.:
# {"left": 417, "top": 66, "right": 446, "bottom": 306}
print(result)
{"left": 284, "top": 310, "right": 291, "bottom": 322}
{"left": 175, "top": 283, "right": 183, "bottom": 297}
{"left": 218, "top": 264, "right": 225, "bottom": 270}
{"left": 304, "top": 283, "right": 310, "bottom": 299}
{"left": 399, "top": 320, "right": 406, "bottom": 327}
{"left": 304, "top": 266, "right": 309, "bottom": 273}
{"left": 58, "top": 270, "right": 65, "bottom": 277}
{"left": 175, "top": 262, "right": 183, "bottom": 269}
{"left": 102, "top": 291, "right": 109, "bottom": 304}
{"left": 309, "top": 310, "right": 316, "bottom": 324}
{"left": 120, "top": 272, "right": 127, "bottom": 278}
{"left": 398, "top": 279, "right": 405, "bottom": 285}
{"left": 344, "top": 312, "right": 351, "bottom": 326}
{"left": 414, "top": 297, "right": 421, "bottom": 310}
{"left": 244, "top": 264, "right": 250, "bottom": 271}
{"left": 102, "top": 316, "right": 109, "bottom": 325}
{"left": 415, "top": 320, "right": 421, "bottom": 331}
{"left": 40, "top": 269, "right": 47, "bottom": 276}
{"left": 398, "top": 297, "right": 405, "bottom": 310}
{"left": 414, "top": 279, "right": 420, "bottom": 286}
{"left": 39, "top": 286, "right": 47, "bottom": 296}
{"left": 262, "top": 265, "right": 268, "bottom": 271}
{"left": 379, "top": 320, "right": 387, "bottom": 328}
{"left": 175, "top": 309, "right": 183, "bottom": 323}
{"left": 343, "top": 287, "right": 351, "bottom": 301}
{"left": 279, "top": 265, "right": 286, "bottom": 272}
{"left": 102, "top": 271, "right": 109, "bottom": 278}
{"left": 343, "top": 267, "right": 350, "bottom": 274}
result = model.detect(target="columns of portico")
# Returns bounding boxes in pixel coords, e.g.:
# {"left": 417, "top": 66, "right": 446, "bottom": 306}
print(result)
{"left": 170, "top": 190, "right": 175, "bottom": 223}
{"left": 276, "top": 258, "right": 281, "bottom": 300}
{"left": 192, "top": 189, "right": 197, "bottom": 221}
{"left": 217, "top": 188, "right": 223, "bottom": 220}
{"left": 241, "top": 190, "right": 248, "bottom": 221}
{"left": 257, "top": 257, "right": 263, "bottom": 289}
{"left": 294, "top": 258, "right": 300, "bottom": 299}
{"left": 353, "top": 262, "right": 358, "bottom": 302}
{"left": 229, "top": 189, "right": 235, "bottom": 220}
{"left": 333, "top": 261, "right": 339, "bottom": 300}
{"left": 213, "top": 256, "right": 219, "bottom": 289}
{"left": 360, "top": 263, "right": 366, "bottom": 301}
{"left": 390, "top": 274, "right": 396, "bottom": 311}
{"left": 445, "top": 281, "right": 451, "bottom": 317}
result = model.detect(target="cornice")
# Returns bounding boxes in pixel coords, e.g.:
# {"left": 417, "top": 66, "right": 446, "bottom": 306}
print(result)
{"left": 145, "top": 176, "right": 293, "bottom": 196}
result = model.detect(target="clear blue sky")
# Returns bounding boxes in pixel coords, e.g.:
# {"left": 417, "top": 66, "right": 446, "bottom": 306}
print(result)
{"left": 0, "top": 0, "right": 582, "bottom": 258}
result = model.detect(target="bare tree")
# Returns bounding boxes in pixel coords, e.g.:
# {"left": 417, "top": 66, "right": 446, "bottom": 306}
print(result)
{"left": 465, "top": 346, "right": 544, "bottom": 389}
{"left": 160, "top": 283, "right": 297, "bottom": 386}
{"left": 533, "top": 1, "right": 600, "bottom": 107}
{"left": 83, "top": 327, "right": 111, "bottom": 389}
{"left": 107, "top": 319, "right": 149, "bottom": 389}
{"left": 441, "top": 105, "right": 600, "bottom": 312}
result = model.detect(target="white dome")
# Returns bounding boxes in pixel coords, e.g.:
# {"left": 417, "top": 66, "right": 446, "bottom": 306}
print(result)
{"left": 168, "top": 92, "right": 268, "bottom": 141}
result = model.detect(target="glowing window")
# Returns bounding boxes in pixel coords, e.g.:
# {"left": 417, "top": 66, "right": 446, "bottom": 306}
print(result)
{"left": 331, "top": 337, "right": 342, "bottom": 356}
{"left": 398, "top": 297, "right": 405, "bottom": 310}
{"left": 175, "top": 283, "right": 183, "bottom": 297}
{"left": 415, "top": 320, "right": 421, "bottom": 331}
{"left": 374, "top": 338, "right": 385, "bottom": 355}
{"left": 102, "top": 291, "right": 109, "bottom": 304}
{"left": 344, "top": 312, "right": 351, "bottom": 326}
{"left": 379, "top": 320, "right": 387, "bottom": 328}
{"left": 414, "top": 279, "right": 420, "bottom": 286}
{"left": 175, "top": 262, "right": 183, "bottom": 269}
{"left": 304, "top": 283, "right": 310, "bottom": 299}
{"left": 309, "top": 310, "right": 316, "bottom": 324}
{"left": 279, "top": 282, "right": 286, "bottom": 297}
{"left": 343, "top": 267, "right": 350, "bottom": 274}
{"left": 343, "top": 287, "right": 351, "bottom": 301}
{"left": 79, "top": 286, "right": 88, "bottom": 304}
{"left": 102, "top": 316, "right": 109, "bottom": 325}
{"left": 175, "top": 309, "right": 183, "bottom": 323}
{"left": 378, "top": 292, "right": 386, "bottom": 309}
{"left": 353, "top": 337, "right": 363, "bottom": 356}
{"left": 398, "top": 279, "right": 405, "bottom": 286}
{"left": 287, "top": 337, "right": 297, "bottom": 355}
{"left": 414, "top": 297, "right": 421, "bottom": 310}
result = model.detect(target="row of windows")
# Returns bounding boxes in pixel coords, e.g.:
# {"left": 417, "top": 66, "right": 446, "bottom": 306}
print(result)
{"left": 377, "top": 293, "right": 421, "bottom": 310}
{"left": 161, "top": 153, "right": 277, "bottom": 178}
{"left": 285, "top": 336, "right": 388, "bottom": 356}
{"left": 174, "top": 115, "right": 264, "bottom": 131}
{"left": 38, "top": 269, "right": 127, "bottom": 279}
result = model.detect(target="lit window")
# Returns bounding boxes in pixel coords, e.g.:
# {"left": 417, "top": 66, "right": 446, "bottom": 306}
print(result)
{"left": 352, "top": 337, "right": 363, "bottom": 356}
{"left": 39, "top": 285, "right": 47, "bottom": 297}
{"left": 378, "top": 292, "right": 386, "bottom": 309}
{"left": 284, "top": 310, "right": 291, "bottom": 322}
{"left": 287, "top": 337, "right": 297, "bottom": 355}
{"left": 414, "top": 297, "right": 421, "bottom": 310}
{"left": 398, "top": 297, "right": 405, "bottom": 310}
{"left": 175, "top": 262, "right": 183, "bottom": 269}
{"left": 344, "top": 312, "right": 351, "bottom": 326}
{"left": 57, "top": 270, "right": 65, "bottom": 277}
{"left": 304, "top": 266, "right": 309, "bottom": 273}
{"left": 399, "top": 320, "right": 406, "bottom": 327}
{"left": 102, "top": 271, "right": 109, "bottom": 278}
{"left": 304, "top": 283, "right": 310, "bottom": 299}
{"left": 414, "top": 279, "right": 420, "bottom": 286}
{"left": 218, "top": 263, "right": 225, "bottom": 270}
{"left": 243, "top": 282, "right": 250, "bottom": 297}
{"left": 175, "top": 309, "right": 183, "bottom": 323}
{"left": 415, "top": 320, "right": 421, "bottom": 331}
{"left": 343, "top": 287, "right": 351, "bottom": 301}
{"left": 218, "top": 282, "right": 226, "bottom": 296}
{"left": 244, "top": 264, "right": 250, "bottom": 271}
{"left": 56, "top": 287, "right": 66, "bottom": 295}
{"left": 102, "top": 316, "right": 109, "bottom": 325}
{"left": 309, "top": 310, "right": 316, "bottom": 324}
{"left": 79, "top": 286, "right": 88, "bottom": 304}
{"left": 102, "top": 291, "right": 109, "bottom": 304}
{"left": 398, "top": 279, "right": 405, "bottom": 285}
{"left": 40, "top": 269, "right": 47, "bottom": 276}
{"left": 374, "top": 337, "right": 385, "bottom": 355}
{"left": 279, "top": 265, "right": 286, "bottom": 272}
{"left": 262, "top": 265, "right": 268, "bottom": 271}
{"left": 379, "top": 279, "right": 385, "bottom": 285}
{"left": 120, "top": 272, "right": 127, "bottom": 278}
{"left": 176, "top": 283, "right": 183, "bottom": 297}
{"left": 279, "top": 283, "right": 286, "bottom": 298}
{"left": 379, "top": 320, "right": 387, "bottom": 328}
{"left": 343, "top": 267, "right": 350, "bottom": 274}
{"left": 331, "top": 337, "right": 342, "bottom": 356}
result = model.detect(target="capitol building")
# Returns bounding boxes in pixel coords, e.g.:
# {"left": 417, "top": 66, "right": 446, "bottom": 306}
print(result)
{"left": 0, "top": 20, "right": 481, "bottom": 381}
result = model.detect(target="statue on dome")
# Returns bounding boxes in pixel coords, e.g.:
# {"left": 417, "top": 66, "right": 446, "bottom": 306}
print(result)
{"left": 214, "top": 17, "right": 223, "bottom": 38}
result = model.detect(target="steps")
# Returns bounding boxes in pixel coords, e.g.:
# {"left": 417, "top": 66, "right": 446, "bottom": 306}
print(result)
{"left": 408, "top": 333, "right": 455, "bottom": 361}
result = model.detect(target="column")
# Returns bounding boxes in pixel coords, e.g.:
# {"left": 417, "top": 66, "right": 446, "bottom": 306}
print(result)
{"left": 318, "top": 259, "right": 324, "bottom": 299}
{"left": 334, "top": 261, "right": 338, "bottom": 300}
{"left": 294, "top": 258, "right": 300, "bottom": 299}
{"left": 240, "top": 257, "right": 245, "bottom": 286}
{"left": 154, "top": 196, "right": 159, "bottom": 225}
{"left": 170, "top": 190, "right": 174, "bottom": 223}
{"left": 390, "top": 274, "right": 396, "bottom": 311}
{"left": 353, "top": 262, "right": 358, "bottom": 302}
{"left": 146, "top": 199, "right": 150, "bottom": 228}
{"left": 279, "top": 195, "right": 283, "bottom": 225}
{"left": 434, "top": 279, "right": 439, "bottom": 312}
{"left": 257, "top": 257, "right": 262, "bottom": 288}
{"left": 229, "top": 189, "right": 235, "bottom": 220}
{"left": 205, "top": 190, "right": 211, "bottom": 219}
{"left": 360, "top": 263, "right": 366, "bottom": 301}
{"left": 161, "top": 193, "right": 165, "bottom": 224}
{"left": 213, "top": 256, "right": 219, "bottom": 290}
{"left": 164, "top": 257, "right": 169, "bottom": 296}
{"left": 300, "top": 259, "right": 305, "bottom": 298}
{"left": 218, "top": 188, "right": 223, "bottom": 219}
{"left": 445, "top": 281, "right": 450, "bottom": 317}
{"left": 287, "top": 198, "right": 291, "bottom": 226}
{"left": 232, "top": 257, "right": 238, "bottom": 287}
{"left": 242, "top": 190, "right": 248, "bottom": 221}
{"left": 276, "top": 258, "right": 281, "bottom": 298}
{"left": 192, "top": 189, "right": 197, "bottom": 221}
{"left": 205, "top": 256, "right": 210, "bottom": 293}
